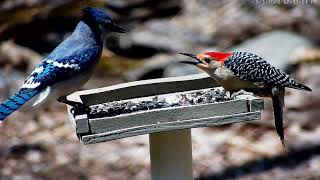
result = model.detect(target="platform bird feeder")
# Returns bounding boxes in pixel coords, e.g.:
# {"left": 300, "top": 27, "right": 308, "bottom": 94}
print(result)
{"left": 66, "top": 73, "right": 264, "bottom": 180}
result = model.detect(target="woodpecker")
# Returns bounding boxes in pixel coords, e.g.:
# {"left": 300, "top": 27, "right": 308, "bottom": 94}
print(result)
{"left": 180, "top": 51, "right": 312, "bottom": 146}
{"left": 0, "top": 7, "right": 126, "bottom": 121}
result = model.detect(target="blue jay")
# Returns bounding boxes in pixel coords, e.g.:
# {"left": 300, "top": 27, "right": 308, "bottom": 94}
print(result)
{"left": 0, "top": 7, "right": 126, "bottom": 121}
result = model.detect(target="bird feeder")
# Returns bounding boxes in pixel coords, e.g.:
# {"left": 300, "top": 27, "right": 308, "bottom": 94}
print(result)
{"left": 66, "top": 73, "right": 263, "bottom": 180}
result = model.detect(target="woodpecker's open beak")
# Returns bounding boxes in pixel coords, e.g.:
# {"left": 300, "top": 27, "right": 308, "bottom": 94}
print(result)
{"left": 107, "top": 21, "right": 126, "bottom": 33}
{"left": 179, "top": 53, "right": 202, "bottom": 65}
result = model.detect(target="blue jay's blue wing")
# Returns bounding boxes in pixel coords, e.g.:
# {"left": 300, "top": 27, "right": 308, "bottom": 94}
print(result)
{"left": 22, "top": 47, "right": 101, "bottom": 90}
{"left": 0, "top": 48, "right": 99, "bottom": 121}
{"left": 22, "top": 20, "right": 103, "bottom": 90}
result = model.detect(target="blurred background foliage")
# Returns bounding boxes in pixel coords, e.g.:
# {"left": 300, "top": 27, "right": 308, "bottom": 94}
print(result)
{"left": 0, "top": 0, "right": 320, "bottom": 179}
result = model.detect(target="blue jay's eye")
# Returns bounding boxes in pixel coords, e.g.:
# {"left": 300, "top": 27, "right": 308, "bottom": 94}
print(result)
{"left": 204, "top": 57, "right": 211, "bottom": 63}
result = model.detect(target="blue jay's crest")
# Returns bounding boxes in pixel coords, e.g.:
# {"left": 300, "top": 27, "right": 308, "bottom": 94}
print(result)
{"left": 82, "top": 7, "right": 112, "bottom": 24}
{"left": 82, "top": 7, "right": 126, "bottom": 33}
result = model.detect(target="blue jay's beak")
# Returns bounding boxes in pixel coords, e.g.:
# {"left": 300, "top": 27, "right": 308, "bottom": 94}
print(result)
{"left": 107, "top": 21, "right": 126, "bottom": 33}
{"left": 179, "top": 53, "right": 202, "bottom": 65}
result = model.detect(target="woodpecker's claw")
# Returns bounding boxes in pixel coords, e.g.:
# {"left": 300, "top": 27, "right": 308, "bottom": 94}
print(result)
{"left": 57, "top": 96, "right": 91, "bottom": 118}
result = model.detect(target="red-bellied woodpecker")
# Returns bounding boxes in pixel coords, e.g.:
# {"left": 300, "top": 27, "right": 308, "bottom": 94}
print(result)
{"left": 180, "top": 51, "right": 312, "bottom": 146}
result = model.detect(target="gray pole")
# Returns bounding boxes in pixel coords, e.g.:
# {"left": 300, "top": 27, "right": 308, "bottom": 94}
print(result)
{"left": 149, "top": 129, "right": 193, "bottom": 180}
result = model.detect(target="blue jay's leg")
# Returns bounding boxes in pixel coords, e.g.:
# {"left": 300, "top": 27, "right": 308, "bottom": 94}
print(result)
{"left": 57, "top": 96, "right": 91, "bottom": 117}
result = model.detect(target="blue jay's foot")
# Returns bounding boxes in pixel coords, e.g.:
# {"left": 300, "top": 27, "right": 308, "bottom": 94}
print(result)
{"left": 57, "top": 96, "right": 91, "bottom": 117}
{"left": 231, "top": 89, "right": 254, "bottom": 99}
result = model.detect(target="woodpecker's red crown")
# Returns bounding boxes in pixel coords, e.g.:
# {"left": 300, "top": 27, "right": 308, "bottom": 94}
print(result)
{"left": 179, "top": 51, "right": 233, "bottom": 70}
{"left": 201, "top": 51, "right": 233, "bottom": 62}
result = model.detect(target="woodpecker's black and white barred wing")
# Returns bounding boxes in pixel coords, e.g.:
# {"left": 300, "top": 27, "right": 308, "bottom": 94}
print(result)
{"left": 224, "top": 52, "right": 311, "bottom": 91}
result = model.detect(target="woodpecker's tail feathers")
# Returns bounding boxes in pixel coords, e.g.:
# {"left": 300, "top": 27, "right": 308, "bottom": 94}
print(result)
{"left": 0, "top": 89, "right": 39, "bottom": 121}
{"left": 271, "top": 86, "right": 285, "bottom": 147}
{"left": 288, "top": 82, "right": 312, "bottom": 92}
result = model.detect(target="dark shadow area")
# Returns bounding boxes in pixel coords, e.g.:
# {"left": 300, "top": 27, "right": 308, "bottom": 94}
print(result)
{"left": 196, "top": 144, "right": 320, "bottom": 180}
{"left": 105, "top": 0, "right": 182, "bottom": 22}
{"left": 9, "top": 143, "right": 46, "bottom": 156}
{"left": 1, "top": 17, "right": 78, "bottom": 53}
{"left": 138, "top": 68, "right": 164, "bottom": 80}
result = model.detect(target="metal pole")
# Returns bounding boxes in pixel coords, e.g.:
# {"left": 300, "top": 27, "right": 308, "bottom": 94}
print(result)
{"left": 149, "top": 129, "right": 193, "bottom": 180}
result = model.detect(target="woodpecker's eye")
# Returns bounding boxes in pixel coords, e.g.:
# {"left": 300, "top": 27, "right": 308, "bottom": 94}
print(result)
{"left": 204, "top": 57, "right": 211, "bottom": 63}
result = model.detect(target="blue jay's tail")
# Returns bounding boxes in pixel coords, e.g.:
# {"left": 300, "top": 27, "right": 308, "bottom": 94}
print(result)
{"left": 0, "top": 89, "right": 39, "bottom": 121}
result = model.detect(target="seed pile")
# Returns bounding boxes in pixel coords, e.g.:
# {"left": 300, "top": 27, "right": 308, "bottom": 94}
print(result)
{"left": 89, "top": 88, "right": 230, "bottom": 119}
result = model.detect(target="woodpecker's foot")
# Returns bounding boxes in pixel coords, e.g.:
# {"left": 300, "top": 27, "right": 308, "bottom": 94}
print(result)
{"left": 231, "top": 89, "right": 254, "bottom": 99}
{"left": 57, "top": 96, "right": 91, "bottom": 117}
